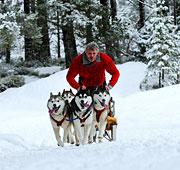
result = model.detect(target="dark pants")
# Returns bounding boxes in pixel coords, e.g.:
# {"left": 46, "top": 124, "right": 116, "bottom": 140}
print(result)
{"left": 79, "top": 77, "right": 107, "bottom": 94}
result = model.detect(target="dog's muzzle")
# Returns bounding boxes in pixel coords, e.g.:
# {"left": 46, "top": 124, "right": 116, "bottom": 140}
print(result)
{"left": 48, "top": 106, "right": 60, "bottom": 114}
{"left": 99, "top": 100, "right": 108, "bottom": 108}
{"left": 80, "top": 101, "right": 89, "bottom": 108}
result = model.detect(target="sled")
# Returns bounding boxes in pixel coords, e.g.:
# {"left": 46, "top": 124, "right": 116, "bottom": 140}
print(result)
{"left": 103, "top": 97, "right": 117, "bottom": 141}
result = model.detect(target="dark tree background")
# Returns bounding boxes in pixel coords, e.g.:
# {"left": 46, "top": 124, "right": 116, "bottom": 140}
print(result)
{"left": 0, "top": 0, "right": 180, "bottom": 67}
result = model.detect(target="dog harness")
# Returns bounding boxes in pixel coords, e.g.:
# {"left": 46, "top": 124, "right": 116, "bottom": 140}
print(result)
{"left": 50, "top": 113, "right": 67, "bottom": 127}
{"left": 74, "top": 111, "right": 92, "bottom": 125}
{"left": 94, "top": 108, "right": 105, "bottom": 123}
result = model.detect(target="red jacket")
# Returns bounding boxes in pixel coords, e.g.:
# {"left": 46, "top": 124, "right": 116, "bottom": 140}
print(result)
{"left": 66, "top": 52, "right": 120, "bottom": 90}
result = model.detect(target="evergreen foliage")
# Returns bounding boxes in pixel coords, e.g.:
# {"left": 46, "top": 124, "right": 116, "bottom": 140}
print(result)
{"left": 0, "top": 1, "right": 21, "bottom": 62}
{"left": 1, "top": 0, "right": 180, "bottom": 92}
{"left": 140, "top": 0, "right": 180, "bottom": 90}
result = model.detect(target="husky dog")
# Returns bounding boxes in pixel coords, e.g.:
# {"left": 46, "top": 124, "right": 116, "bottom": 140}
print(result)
{"left": 71, "top": 88, "right": 93, "bottom": 145}
{"left": 89, "top": 86, "right": 111, "bottom": 143}
{"left": 62, "top": 89, "right": 74, "bottom": 103}
{"left": 61, "top": 89, "right": 75, "bottom": 143}
{"left": 47, "top": 92, "right": 74, "bottom": 147}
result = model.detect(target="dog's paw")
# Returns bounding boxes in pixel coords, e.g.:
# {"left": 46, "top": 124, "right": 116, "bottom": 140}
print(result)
{"left": 75, "top": 143, "right": 80, "bottom": 146}
{"left": 88, "top": 140, "right": 93, "bottom": 144}
{"left": 98, "top": 137, "right": 103, "bottom": 143}
{"left": 71, "top": 141, "right": 75, "bottom": 144}
{"left": 58, "top": 142, "right": 64, "bottom": 147}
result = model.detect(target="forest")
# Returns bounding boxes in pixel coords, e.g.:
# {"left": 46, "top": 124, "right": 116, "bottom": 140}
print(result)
{"left": 0, "top": 0, "right": 180, "bottom": 92}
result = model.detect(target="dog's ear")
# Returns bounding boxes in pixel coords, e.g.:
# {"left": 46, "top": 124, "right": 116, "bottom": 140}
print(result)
{"left": 70, "top": 88, "right": 74, "bottom": 95}
{"left": 63, "top": 89, "right": 65, "bottom": 93}
{"left": 58, "top": 92, "right": 61, "bottom": 96}
{"left": 50, "top": 92, "right": 53, "bottom": 97}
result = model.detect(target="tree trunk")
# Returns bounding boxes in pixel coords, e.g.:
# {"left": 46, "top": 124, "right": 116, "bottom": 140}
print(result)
{"left": 177, "top": 1, "right": 180, "bottom": 24}
{"left": 86, "top": 0, "right": 93, "bottom": 44}
{"left": 110, "top": 0, "right": 117, "bottom": 22}
{"left": 138, "top": 0, "right": 146, "bottom": 61}
{"left": 174, "top": 0, "right": 177, "bottom": 25}
{"left": 61, "top": 0, "right": 77, "bottom": 68}
{"left": 37, "top": 0, "right": 51, "bottom": 62}
{"left": 57, "top": 10, "right": 61, "bottom": 59}
{"left": 62, "top": 23, "right": 77, "bottom": 68}
{"left": 31, "top": 0, "right": 35, "bottom": 13}
{"left": 138, "top": 0, "right": 145, "bottom": 30}
{"left": 100, "top": 0, "right": 114, "bottom": 60}
{"left": 24, "top": 0, "right": 32, "bottom": 61}
{"left": 6, "top": 48, "right": 10, "bottom": 63}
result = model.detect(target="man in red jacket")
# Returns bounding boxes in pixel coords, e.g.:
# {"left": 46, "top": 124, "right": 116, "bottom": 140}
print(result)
{"left": 66, "top": 42, "right": 120, "bottom": 92}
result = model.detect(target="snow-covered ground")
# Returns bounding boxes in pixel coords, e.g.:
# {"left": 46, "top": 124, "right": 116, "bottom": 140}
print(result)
{"left": 1, "top": 62, "right": 180, "bottom": 170}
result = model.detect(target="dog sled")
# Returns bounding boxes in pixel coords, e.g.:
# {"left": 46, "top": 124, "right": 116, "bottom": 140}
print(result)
{"left": 104, "top": 97, "right": 117, "bottom": 141}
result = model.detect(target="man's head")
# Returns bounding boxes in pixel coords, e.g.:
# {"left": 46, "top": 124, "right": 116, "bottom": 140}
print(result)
{"left": 85, "top": 42, "right": 99, "bottom": 62}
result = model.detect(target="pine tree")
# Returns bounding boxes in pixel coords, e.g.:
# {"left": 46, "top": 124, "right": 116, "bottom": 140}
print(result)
{"left": 37, "top": 0, "right": 51, "bottom": 62}
{"left": 0, "top": 1, "right": 21, "bottom": 63}
{"left": 140, "top": 0, "right": 180, "bottom": 90}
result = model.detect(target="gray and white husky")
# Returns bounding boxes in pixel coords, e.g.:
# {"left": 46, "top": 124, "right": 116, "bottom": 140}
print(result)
{"left": 62, "top": 89, "right": 74, "bottom": 103}
{"left": 71, "top": 88, "right": 93, "bottom": 145}
{"left": 61, "top": 89, "right": 75, "bottom": 143}
{"left": 47, "top": 92, "right": 74, "bottom": 147}
{"left": 89, "top": 86, "right": 111, "bottom": 143}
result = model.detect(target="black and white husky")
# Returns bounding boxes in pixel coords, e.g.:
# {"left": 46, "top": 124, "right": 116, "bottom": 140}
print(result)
{"left": 47, "top": 92, "right": 74, "bottom": 147}
{"left": 89, "top": 86, "right": 111, "bottom": 143}
{"left": 71, "top": 88, "right": 93, "bottom": 145}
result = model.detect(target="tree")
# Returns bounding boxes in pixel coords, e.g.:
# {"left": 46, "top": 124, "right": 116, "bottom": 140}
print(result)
{"left": 22, "top": 0, "right": 42, "bottom": 62}
{"left": 61, "top": 0, "right": 77, "bottom": 68}
{"left": 37, "top": 0, "right": 51, "bottom": 62}
{"left": 110, "top": 0, "right": 117, "bottom": 21}
{"left": 24, "top": 0, "right": 32, "bottom": 61}
{"left": 138, "top": 0, "right": 145, "bottom": 30}
{"left": 99, "top": 0, "right": 114, "bottom": 59}
{"left": 0, "top": 0, "right": 20, "bottom": 63}
{"left": 85, "top": 0, "right": 93, "bottom": 44}
{"left": 140, "top": 0, "right": 180, "bottom": 90}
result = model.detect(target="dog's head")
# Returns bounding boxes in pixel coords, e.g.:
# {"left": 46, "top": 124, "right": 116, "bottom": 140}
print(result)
{"left": 62, "top": 89, "right": 74, "bottom": 103}
{"left": 75, "top": 88, "right": 93, "bottom": 111}
{"left": 93, "top": 86, "right": 110, "bottom": 109}
{"left": 47, "top": 92, "right": 65, "bottom": 115}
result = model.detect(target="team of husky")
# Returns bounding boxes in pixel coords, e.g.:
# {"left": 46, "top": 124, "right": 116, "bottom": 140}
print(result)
{"left": 47, "top": 86, "right": 111, "bottom": 147}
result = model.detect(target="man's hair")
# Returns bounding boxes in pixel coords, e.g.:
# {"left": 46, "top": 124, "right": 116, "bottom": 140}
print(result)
{"left": 85, "top": 42, "right": 99, "bottom": 52}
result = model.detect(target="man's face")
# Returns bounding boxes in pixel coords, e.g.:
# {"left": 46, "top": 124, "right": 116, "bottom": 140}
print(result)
{"left": 86, "top": 49, "right": 98, "bottom": 62}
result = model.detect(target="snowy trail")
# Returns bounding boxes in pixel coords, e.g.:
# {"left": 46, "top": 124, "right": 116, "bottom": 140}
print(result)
{"left": 1, "top": 62, "right": 180, "bottom": 170}
{"left": 1, "top": 132, "right": 180, "bottom": 170}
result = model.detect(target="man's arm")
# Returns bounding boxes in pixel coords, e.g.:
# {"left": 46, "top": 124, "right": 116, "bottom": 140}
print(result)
{"left": 105, "top": 57, "right": 120, "bottom": 88}
{"left": 66, "top": 58, "right": 81, "bottom": 90}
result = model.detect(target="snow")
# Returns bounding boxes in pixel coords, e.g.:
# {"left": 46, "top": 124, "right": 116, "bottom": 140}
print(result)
{"left": 1, "top": 62, "right": 180, "bottom": 170}
{"left": 34, "top": 66, "right": 61, "bottom": 75}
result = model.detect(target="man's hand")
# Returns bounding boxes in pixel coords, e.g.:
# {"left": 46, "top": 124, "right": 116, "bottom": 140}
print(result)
{"left": 82, "top": 85, "right": 87, "bottom": 90}
{"left": 78, "top": 85, "right": 87, "bottom": 91}
{"left": 105, "top": 85, "right": 111, "bottom": 92}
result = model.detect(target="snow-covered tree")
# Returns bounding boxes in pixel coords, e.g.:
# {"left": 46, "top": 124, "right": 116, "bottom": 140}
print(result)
{"left": 140, "top": 0, "right": 180, "bottom": 90}
{"left": 0, "top": 1, "right": 21, "bottom": 63}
